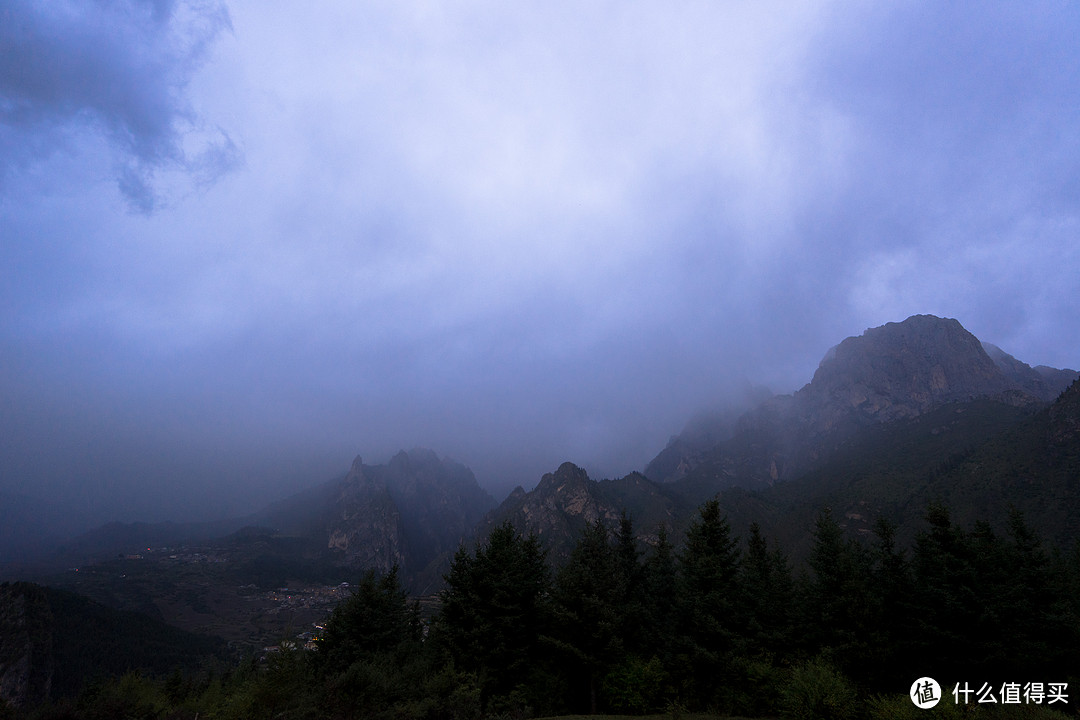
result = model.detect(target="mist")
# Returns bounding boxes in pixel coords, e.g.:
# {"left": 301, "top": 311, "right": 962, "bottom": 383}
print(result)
{"left": 3, "top": 1, "right": 1079, "bottom": 526}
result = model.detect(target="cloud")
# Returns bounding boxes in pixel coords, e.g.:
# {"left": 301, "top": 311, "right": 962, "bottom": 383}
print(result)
{"left": 2, "top": 1, "right": 1080, "bottom": 519}
{"left": 799, "top": 2, "right": 1080, "bottom": 364}
{"left": 0, "top": 0, "right": 239, "bottom": 212}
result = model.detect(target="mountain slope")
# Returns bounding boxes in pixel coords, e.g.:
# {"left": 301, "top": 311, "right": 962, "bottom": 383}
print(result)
{"left": 647, "top": 315, "right": 1078, "bottom": 495}
{"left": 982, "top": 342, "right": 1077, "bottom": 402}
{"left": 706, "top": 378, "right": 1080, "bottom": 560}
{"left": 0, "top": 582, "right": 225, "bottom": 709}
{"left": 475, "top": 316, "right": 1078, "bottom": 565}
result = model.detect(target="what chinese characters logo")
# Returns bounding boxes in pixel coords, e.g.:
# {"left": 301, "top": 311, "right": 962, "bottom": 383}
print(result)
{"left": 911, "top": 677, "right": 941, "bottom": 709}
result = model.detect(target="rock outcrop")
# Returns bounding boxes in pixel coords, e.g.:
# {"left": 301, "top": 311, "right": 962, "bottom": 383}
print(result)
{"left": 797, "top": 315, "right": 1016, "bottom": 429}
{"left": 482, "top": 462, "right": 620, "bottom": 560}
{"left": 327, "top": 457, "right": 408, "bottom": 572}
{"left": 480, "top": 462, "right": 679, "bottom": 562}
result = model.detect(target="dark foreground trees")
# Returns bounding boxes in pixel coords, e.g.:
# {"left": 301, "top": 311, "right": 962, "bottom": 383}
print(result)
{"left": 434, "top": 521, "right": 557, "bottom": 715}
{"left": 20, "top": 503, "right": 1080, "bottom": 720}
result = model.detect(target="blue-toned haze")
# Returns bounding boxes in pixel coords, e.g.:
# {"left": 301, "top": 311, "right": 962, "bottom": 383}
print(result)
{"left": 2, "top": 1, "right": 1079, "bottom": 523}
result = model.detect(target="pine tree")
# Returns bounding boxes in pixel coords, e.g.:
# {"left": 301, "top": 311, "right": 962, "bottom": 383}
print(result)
{"left": 641, "top": 523, "right": 678, "bottom": 666}
{"left": 996, "top": 508, "right": 1076, "bottom": 676}
{"left": 866, "top": 515, "right": 915, "bottom": 689}
{"left": 317, "top": 566, "right": 420, "bottom": 670}
{"left": 675, "top": 499, "right": 742, "bottom": 709}
{"left": 909, "top": 504, "right": 980, "bottom": 679}
{"left": 551, "top": 519, "right": 622, "bottom": 713}
{"left": 614, "top": 510, "right": 646, "bottom": 655}
{"left": 800, "top": 508, "right": 874, "bottom": 677}
{"left": 739, "top": 522, "right": 793, "bottom": 661}
{"left": 435, "top": 522, "right": 551, "bottom": 706}
{"left": 604, "top": 518, "right": 675, "bottom": 715}
{"left": 314, "top": 566, "right": 428, "bottom": 717}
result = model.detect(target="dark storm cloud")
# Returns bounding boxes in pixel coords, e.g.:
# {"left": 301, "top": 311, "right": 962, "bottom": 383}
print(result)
{"left": 0, "top": 0, "right": 238, "bottom": 212}
{"left": 2, "top": 1, "right": 1079, "bottom": 523}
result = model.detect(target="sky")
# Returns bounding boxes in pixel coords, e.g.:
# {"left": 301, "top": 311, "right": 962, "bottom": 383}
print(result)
{"left": 2, "top": 0, "right": 1079, "bottom": 523}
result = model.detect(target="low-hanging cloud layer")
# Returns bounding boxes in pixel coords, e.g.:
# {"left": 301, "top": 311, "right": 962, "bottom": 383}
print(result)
{"left": 2, "top": 1, "right": 1079, "bottom": 522}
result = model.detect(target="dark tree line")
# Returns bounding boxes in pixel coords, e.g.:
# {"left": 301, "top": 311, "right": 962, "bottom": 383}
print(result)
{"left": 422, "top": 502, "right": 1080, "bottom": 717}
{"left": 21, "top": 501, "right": 1080, "bottom": 720}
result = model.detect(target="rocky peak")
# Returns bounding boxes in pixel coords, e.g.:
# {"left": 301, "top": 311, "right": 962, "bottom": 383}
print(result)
{"left": 349, "top": 454, "right": 364, "bottom": 475}
{"left": 531, "top": 462, "right": 607, "bottom": 520}
{"left": 797, "top": 315, "right": 1014, "bottom": 428}
{"left": 482, "top": 462, "right": 621, "bottom": 561}
{"left": 381, "top": 448, "right": 491, "bottom": 506}
{"left": 338, "top": 456, "right": 384, "bottom": 499}
{"left": 647, "top": 314, "right": 1077, "bottom": 491}
{"left": 328, "top": 456, "right": 404, "bottom": 572}
{"left": 536, "top": 461, "right": 589, "bottom": 493}
{"left": 327, "top": 450, "right": 494, "bottom": 582}
{"left": 384, "top": 448, "right": 437, "bottom": 489}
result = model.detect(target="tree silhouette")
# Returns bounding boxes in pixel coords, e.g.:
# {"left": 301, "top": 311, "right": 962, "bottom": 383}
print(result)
{"left": 436, "top": 522, "right": 552, "bottom": 707}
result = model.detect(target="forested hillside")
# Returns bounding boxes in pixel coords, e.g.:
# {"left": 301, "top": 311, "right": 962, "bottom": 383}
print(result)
{"left": 12, "top": 507, "right": 1078, "bottom": 719}
{"left": 0, "top": 582, "right": 225, "bottom": 711}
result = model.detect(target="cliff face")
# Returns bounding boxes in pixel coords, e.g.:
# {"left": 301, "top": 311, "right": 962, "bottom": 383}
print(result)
{"left": 327, "top": 457, "right": 408, "bottom": 572}
{"left": 797, "top": 315, "right": 1015, "bottom": 430}
{"left": 326, "top": 450, "right": 495, "bottom": 576}
{"left": 379, "top": 449, "right": 496, "bottom": 570}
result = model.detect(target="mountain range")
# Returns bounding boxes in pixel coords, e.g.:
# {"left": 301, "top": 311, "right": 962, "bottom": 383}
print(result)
{"left": 488, "top": 314, "right": 1080, "bottom": 558}
{"left": 4, "top": 313, "right": 1080, "bottom": 709}
{"left": 4, "top": 314, "right": 1079, "bottom": 588}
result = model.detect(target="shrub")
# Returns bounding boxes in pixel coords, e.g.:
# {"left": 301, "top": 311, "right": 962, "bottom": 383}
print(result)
{"left": 780, "top": 656, "right": 858, "bottom": 720}
{"left": 602, "top": 655, "right": 668, "bottom": 714}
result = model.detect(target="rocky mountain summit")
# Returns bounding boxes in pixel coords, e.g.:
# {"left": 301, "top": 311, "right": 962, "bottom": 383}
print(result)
{"left": 798, "top": 315, "right": 1015, "bottom": 427}
{"left": 482, "top": 462, "right": 620, "bottom": 559}
{"left": 461, "top": 314, "right": 1080, "bottom": 560}
{"left": 326, "top": 456, "right": 408, "bottom": 572}
{"left": 327, "top": 449, "right": 495, "bottom": 575}
{"left": 64, "top": 448, "right": 499, "bottom": 589}
{"left": 481, "top": 462, "right": 678, "bottom": 560}
{"left": 797, "top": 315, "right": 1073, "bottom": 429}
{"left": 483, "top": 315, "right": 1080, "bottom": 561}
{"left": 645, "top": 315, "right": 1078, "bottom": 490}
